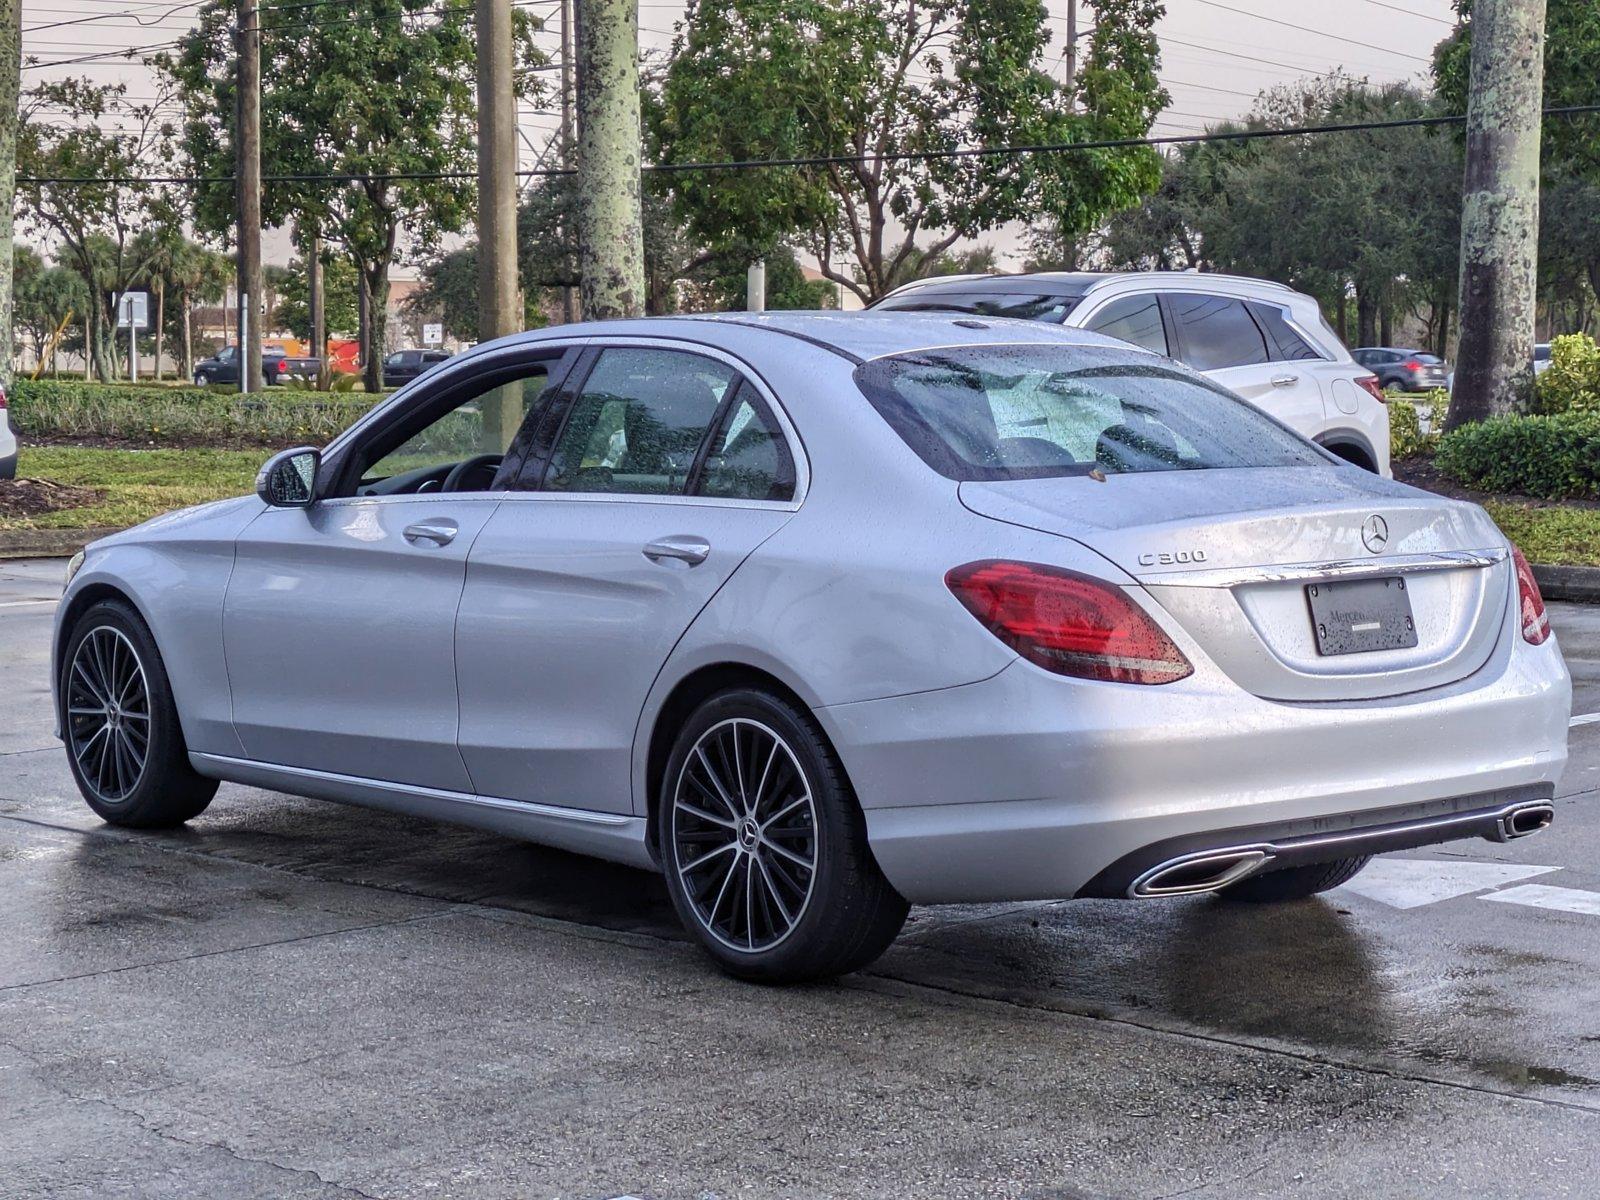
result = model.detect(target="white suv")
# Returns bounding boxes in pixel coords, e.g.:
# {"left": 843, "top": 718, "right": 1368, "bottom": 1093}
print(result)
{"left": 0, "top": 382, "right": 14, "bottom": 479}
{"left": 873, "top": 271, "right": 1391, "bottom": 475}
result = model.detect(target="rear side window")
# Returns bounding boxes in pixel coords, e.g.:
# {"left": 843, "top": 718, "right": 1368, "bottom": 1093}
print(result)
{"left": 695, "top": 391, "right": 795, "bottom": 502}
{"left": 544, "top": 348, "right": 735, "bottom": 496}
{"left": 854, "top": 344, "right": 1324, "bottom": 481}
{"left": 874, "top": 290, "right": 1080, "bottom": 323}
{"left": 1082, "top": 294, "right": 1169, "bottom": 356}
{"left": 1168, "top": 293, "right": 1269, "bottom": 371}
{"left": 1247, "top": 302, "right": 1321, "bottom": 362}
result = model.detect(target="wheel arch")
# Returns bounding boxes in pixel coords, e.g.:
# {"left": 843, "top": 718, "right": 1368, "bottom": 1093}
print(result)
{"left": 640, "top": 661, "right": 833, "bottom": 862}
{"left": 1314, "top": 430, "right": 1379, "bottom": 473}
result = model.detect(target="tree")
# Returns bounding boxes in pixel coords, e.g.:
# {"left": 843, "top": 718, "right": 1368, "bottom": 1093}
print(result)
{"left": 163, "top": 0, "right": 546, "bottom": 390}
{"left": 163, "top": 239, "right": 231, "bottom": 380}
{"left": 684, "top": 244, "right": 837, "bottom": 311}
{"left": 16, "top": 79, "right": 182, "bottom": 381}
{"left": 273, "top": 252, "right": 359, "bottom": 342}
{"left": 654, "top": 0, "right": 1167, "bottom": 304}
{"left": 14, "top": 246, "right": 87, "bottom": 375}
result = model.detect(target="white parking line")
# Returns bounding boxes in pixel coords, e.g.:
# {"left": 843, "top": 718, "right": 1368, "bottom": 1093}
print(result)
{"left": 1337, "top": 859, "right": 1558, "bottom": 909}
{"left": 1482, "top": 883, "right": 1600, "bottom": 916}
{"left": 1571, "top": 712, "right": 1600, "bottom": 728}
{"left": 0, "top": 599, "right": 58, "bottom": 609}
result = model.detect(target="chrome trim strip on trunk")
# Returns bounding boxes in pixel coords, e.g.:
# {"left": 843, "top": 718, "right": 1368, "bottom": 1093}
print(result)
{"left": 1135, "top": 548, "right": 1508, "bottom": 589}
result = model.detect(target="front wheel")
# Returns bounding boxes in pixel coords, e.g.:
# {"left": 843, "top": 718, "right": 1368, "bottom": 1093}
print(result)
{"left": 657, "top": 689, "right": 908, "bottom": 983}
{"left": 194, "top": 371, "right": 210, "bottom": 386}
{"left": 61, "top": 600, "right": 217, "bottom": 828}
{"left": 1220, "top": 855, "right": 1371, "bottom": 903}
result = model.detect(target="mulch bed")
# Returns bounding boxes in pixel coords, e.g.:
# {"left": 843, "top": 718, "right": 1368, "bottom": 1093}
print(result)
{"left": 1392, "top": 457, "right": 1600, "bottom": 511}
{"left": 0, "top": 477, "right": 105, "bottom": 519}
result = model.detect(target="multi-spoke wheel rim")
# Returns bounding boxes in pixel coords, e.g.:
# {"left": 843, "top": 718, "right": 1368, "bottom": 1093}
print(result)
{"left": 65, "top": 626, "right": 150, "bottom": 803}
{"left": 671, "top": 718, "right": 818, "bottom": 953}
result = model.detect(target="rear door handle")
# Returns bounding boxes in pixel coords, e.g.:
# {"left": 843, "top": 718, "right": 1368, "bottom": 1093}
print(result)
{"left": 403, "top": 521, "right": 458, "bottom": 547}
{"left": 1270, "top": 374, "right": 1299, "bottom": 388}
{"left": 643, "top": 536, "right": 711, "bottom": 566}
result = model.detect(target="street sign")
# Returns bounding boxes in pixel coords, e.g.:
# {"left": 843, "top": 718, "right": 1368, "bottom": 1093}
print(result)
{"left": 422, "top": 323, "right": 444, "bottom": 346}
{"left": 113, "top": 291, "right": 150, "bottom": 331}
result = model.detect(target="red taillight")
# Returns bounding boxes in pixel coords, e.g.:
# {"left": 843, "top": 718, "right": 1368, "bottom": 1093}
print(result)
{"left": 1357, "top": 375, "right": 1386, "bottom": 403}
{"left": 1511, "top": 546, "right": 1550, "bottom": 645}
{"left": 945, "top": 560, "right": 1193, "bottom": 685}
{"left": 1403, "top": 359, "right": 1423, "bottom": 371}
{"left": 0, "top": 382, "right": 8, "bottom": 408}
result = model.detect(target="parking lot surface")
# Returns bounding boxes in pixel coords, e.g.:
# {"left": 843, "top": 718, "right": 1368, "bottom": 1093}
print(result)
{"left": 3, "top": 555, "right": 1600, "bottom": 1198}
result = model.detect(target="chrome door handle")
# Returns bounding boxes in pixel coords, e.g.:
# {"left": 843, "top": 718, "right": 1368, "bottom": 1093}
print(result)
{"left": 1270, "top": 374, "right": 1299, "bottom": 387}
{"left": 643, "top": 536, "right": 711, "bottom": 566}
{"left": 403, "top": 521, "right": 458, "bottom": 547}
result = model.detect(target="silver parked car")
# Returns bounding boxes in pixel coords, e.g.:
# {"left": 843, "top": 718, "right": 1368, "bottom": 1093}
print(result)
{"left": 54, "top": 314, "right": 1570, "bottom": 982}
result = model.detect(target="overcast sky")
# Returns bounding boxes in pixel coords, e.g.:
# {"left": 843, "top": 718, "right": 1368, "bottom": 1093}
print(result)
{"left": 18, "top": 0, "right": 1458, "bottom": 271}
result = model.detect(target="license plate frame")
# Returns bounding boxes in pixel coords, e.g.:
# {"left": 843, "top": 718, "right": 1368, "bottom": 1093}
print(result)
{"left": 1306, "top": 575, "right": 1418, "bottom": 656}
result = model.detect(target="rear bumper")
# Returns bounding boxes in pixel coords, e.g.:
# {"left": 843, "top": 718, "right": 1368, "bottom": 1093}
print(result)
{"left": 825, "top": 627, "right": 1570, "bottom": 904}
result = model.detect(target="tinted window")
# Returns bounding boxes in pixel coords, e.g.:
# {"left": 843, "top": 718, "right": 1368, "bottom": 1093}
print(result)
{"left": 874, "top": 290, "right": 1080, "bottom": 323}
{"left": 855, "top": 344, "right": 1323, "bottom": 482}
{"left": 1083, "top": 294, "right": 1169, "bottom": 356}
{"left": 1414, "top": 353, "right": 1443, "bottom": 364}
{"left": 1248, "top": 302, "right": 1320, "bottom": 361}
{"left": 545, "top": 348, "right": 734, "bottom": 496}
{"left": 1535, "top": 345, "right": 1552, "bottom": 362}
{"left": 696, "top": 392, "right": 795, "bottom": 502}
{"left": 1169, "top": 294, "right": 1269, "bottom": 371}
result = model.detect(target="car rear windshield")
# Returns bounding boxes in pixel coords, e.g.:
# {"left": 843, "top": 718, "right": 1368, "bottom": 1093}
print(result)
{"left": 854, "top": 344, "right": 1327, "bottom": 481}
{"left": 872, "top": 290, "right": 1083, "bottom": 324}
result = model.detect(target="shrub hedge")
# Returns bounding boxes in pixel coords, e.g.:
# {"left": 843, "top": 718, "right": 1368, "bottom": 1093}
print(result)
{"left": 1435, "top": 410, "right": 1600, "bottom": 501}
{"left": 1535, "top": 332, "right": 1600, "bottom": 415}
{"left": 11, "top": 378, "right": 379, "bottom": 446}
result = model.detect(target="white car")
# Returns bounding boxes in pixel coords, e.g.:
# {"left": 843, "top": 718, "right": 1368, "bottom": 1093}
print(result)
{"left": 873, "top": 271, "right": 1392, "bottom": 476}
{"left": 0, "top": 380, "right": 15, "bottom": 479}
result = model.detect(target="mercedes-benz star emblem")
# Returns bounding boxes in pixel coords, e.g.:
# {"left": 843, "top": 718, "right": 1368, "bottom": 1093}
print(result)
{"left": 1361, "top": 514, "right": 1390, "bottom": 554}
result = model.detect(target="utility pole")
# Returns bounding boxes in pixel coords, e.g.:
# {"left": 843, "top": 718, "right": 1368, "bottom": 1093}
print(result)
{"left": 746, "top": 260, "right": 765, "bottom": 312}
{"left": 1447, "top": 0, "right": 1547, "bottom": 430}
{"left": 560, "top": 0, "right": 576, "bottom": 323}
{"left": 308, "top": 232, "right": 325, "bottom": 379}
{"left": 0, "top": 0, "right": 19, "bottom": 402}
{"left": 235, "top": 0, "right": 263, "bottom": 395}
{"left": 575, "top": 0, "right": 644, "bottom": 319}
{"left": 477, "top": 0, "right": 523, "bottom": 447}
{"left": 1063, "top": 0, "right": 1077, "bottom": 96}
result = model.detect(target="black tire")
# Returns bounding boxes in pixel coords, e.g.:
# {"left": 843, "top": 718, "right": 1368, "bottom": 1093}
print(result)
{"left": 1220, "top": 855, "right": 1371, "bottom": 903}
{"left": 657, "top": 688, "right": 909, "bottom": 983}
{"left": 194, "top": 371, "right": 210, "bottom": 386}
{"left": 60, "top": 599, "right": 217, "bottom": 828}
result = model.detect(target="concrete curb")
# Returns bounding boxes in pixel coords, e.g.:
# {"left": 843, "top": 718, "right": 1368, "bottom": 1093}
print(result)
{"left": 0, "top": 527, "right": 120, "bottom": 560}
{"left": 1533, "top": 564, "right": 1600, "bottom": 605}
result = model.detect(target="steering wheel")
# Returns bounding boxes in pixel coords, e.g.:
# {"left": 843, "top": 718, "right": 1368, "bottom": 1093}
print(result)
{"left": 441, "top": 453, "right": 503, "bottom": 494}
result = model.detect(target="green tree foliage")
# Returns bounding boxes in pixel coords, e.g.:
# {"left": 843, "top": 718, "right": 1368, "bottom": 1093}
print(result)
{"left": 162, "top": 0, "right": 546, "bottom": 390}
{"left": 272, "top": 252, "right": 359, "bottom": 342}
{"left": 14, "top": 246, "right": 89, "bottom": 376}
{"left": 653, "top": 0, "right": 1167, "bottom": 303}
{"left": 16, "top": 80, "right": 182, "bottom": 382}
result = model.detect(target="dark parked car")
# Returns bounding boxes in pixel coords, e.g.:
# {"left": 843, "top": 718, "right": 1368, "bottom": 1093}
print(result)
{"left": 1351, "top": 347, "right": 1450, "bottom": 393}
{"left": 381, "top": 348, "right": 453, "bottom": 386}
{"left": 194, "top": 346, "right": 321, "bottom": 387}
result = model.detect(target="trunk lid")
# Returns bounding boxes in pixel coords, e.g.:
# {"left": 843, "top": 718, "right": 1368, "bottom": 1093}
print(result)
{"left": 960, "top": 467, "right": 1511, "bottom": 701}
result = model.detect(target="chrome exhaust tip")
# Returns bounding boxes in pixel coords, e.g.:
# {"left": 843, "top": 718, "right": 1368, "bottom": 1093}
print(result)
{"left": 1130, "top": 848, "right": 1273, "bottom": 898}
{"left": 1493, "top": 801, "right": 1555, "bottom": 842}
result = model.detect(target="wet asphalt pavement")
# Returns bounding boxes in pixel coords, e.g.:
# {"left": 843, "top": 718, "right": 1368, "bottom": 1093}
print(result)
{"left": 3, "top": 555, "right": 1600, "bottom": 1198}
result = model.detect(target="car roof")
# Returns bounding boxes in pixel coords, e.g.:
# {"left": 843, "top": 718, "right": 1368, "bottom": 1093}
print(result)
{"left": 500, "top": 310, "right": 1139, "bottom": 364}
{"left": 879, "top": 270, "right": 1299, "bottom": 301}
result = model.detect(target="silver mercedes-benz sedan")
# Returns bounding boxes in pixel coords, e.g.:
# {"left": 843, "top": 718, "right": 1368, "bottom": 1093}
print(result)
{"left": 53, "top": 314, "right": 1570, "bottom": 982}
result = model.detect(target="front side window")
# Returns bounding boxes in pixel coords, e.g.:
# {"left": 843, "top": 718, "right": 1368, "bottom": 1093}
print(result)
{"left": 696, "top": 392, "right": 796, "bottom": 502}
{"left": 855, "top": 344, "right": 1325, "bottom": 481}
{"left": 1083, "top": 294, "right": 1169, "bottom": 356}
{"left": 217, "top": 346, "right": 237, "bottom": 364}
{"left": 1168, "top": 293, "right": 1269, "bottom": 372}
{"left": 544, "top": 348, "right": 735, "bottom": 496}
{"left": 357, "top": 363, "right": 557, "bottom": 494}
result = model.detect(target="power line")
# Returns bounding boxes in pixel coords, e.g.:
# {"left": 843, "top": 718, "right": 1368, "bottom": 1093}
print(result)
{"left": 18, "top": 104, "right": 1600, "bottom": 186}
{"left": 1186, "top": 0, "right": 1432, "bottom": 63}
{"left": 1357, "top": 0, "right": 1452, "bottom": 25}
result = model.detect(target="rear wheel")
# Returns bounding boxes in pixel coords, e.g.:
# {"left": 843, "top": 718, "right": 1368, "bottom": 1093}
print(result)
{"left": 61, "top": 600, "right": 217, "bottom": 828}
{"left": 1220, "top": 855, "right": 1371, "bottom": 903}
{"left": 657, "top": 689, "right": 908, "bottom": 983}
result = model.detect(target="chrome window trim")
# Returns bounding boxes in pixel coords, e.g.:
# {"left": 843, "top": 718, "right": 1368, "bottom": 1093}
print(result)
{"left": 1138, "top": 548, "right": 1508, "bottom": 588}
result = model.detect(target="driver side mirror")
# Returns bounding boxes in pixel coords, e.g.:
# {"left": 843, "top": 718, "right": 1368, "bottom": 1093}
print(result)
{"left": 256, "top": 446, "right": 321, "bottom": 507}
